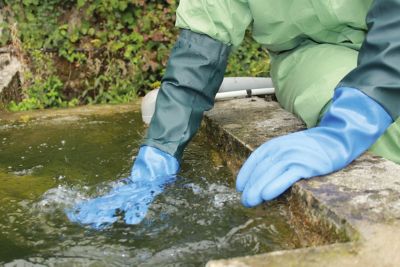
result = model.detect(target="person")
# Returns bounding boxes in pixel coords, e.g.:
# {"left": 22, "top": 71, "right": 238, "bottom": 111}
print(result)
{"left": 67, "top": 0, "right": 400, "bottom": 228}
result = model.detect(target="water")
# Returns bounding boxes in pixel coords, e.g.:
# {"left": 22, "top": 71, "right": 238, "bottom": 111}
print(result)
{"left": 0, "top": 111, "right": 298, "bottom": 266}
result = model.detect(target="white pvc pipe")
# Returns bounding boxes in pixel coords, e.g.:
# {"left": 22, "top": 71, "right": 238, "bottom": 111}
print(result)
{"left": 141, "top": 89, "right": 159, "bottom": 124}
{"left": 215, "top": 88, "right": 275, "bottom": 100}
{"left": 141, "top": 77, "right": 276, "bottom": 124}
{"left": 218, "top": 77, "right": 273, "bottom": 93}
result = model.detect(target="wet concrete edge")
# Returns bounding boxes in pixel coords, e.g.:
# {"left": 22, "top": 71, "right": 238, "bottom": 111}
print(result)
{"left": 0, "top": 102, "right": 140, "bottom": 123}
{"left": 203, "top": 97, "right": 400, "bottom": 267}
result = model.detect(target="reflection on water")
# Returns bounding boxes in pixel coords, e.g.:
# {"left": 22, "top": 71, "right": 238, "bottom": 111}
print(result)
{"left": 0, "top": 111, "right": 298, "bottom": 266}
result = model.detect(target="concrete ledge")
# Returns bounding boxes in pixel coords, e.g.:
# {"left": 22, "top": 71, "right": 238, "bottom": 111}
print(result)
{"left": 204, "top": 97, "right": 400, "bottom": 267}
{"left": 0, "top": 102, "right": 140, "bottom": 124}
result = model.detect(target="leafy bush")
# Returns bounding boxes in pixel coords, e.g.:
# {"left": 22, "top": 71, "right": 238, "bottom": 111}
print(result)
{"left": 2, "top": 0, "right": 269, "bottom": 111}
{"left": 7, "top": 75, "right": 79, "bottom": 111}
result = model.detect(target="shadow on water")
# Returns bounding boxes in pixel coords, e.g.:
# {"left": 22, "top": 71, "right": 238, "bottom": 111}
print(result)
{"left": 0, "top": 111, "right": 299, "bottom": 266}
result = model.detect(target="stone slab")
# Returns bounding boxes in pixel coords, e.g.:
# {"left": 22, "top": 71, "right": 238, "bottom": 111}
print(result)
{"left": 0, "top": 101, "right": 140, "bottom": 123}
{"left": 204, "top": 97, "right": 400, "bottom": 267}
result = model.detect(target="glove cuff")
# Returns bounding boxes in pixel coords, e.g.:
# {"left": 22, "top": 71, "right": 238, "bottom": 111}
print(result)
{"left": 312, "top": 87, "right": 393, "bottom": 169}
{"left": 130, "top": 145, "right": 179, "bottom": 182}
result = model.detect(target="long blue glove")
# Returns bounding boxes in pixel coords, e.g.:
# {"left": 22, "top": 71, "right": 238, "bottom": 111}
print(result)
{"left": 237, "top": 87, "right": 393, "bottom": 207}
{"left": 66, "top": 146, "right": 179, "bottom": 229}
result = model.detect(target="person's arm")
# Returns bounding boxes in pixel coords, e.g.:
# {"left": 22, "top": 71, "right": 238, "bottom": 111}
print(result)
{"left": 338, "top": 0, "right": 400, "bottom": 120}
{"left": 67, "top": 0, "right": 252, "bottom": 228}
{"left": 142, "top": 29, "right": 231, "bottom": 161}
{"left": 237, "top": 0, "right": 397, "bottom": 207}
{"left": 144, "top": 0, "right": 253, "bottom": 161}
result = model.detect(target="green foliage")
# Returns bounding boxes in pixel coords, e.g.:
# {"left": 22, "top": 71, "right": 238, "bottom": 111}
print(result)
{"left": 8, "top": 75, "right": 78, "bottom": 111}
{"left": 0, "top": 21, "right": 10, "bottom": 47}
{"left": 227, "top": 32, "right": 270, "bottom": 77}
{"left": 2, "top": 0, "right": 269, "bottom": 111}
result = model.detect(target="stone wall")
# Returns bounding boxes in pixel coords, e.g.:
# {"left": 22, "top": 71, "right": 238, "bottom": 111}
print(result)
{"left": 205, "top": 97, "right": 400, "bottom": 267}
{"left": 0, "top": 53, "right": 22, "bottom": 107}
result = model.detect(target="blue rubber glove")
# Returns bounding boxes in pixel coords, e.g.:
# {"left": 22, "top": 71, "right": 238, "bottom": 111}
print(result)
{"left": 66, "top": 146, "right": 179, "bottom": 229}
{"left": 237, "top": 87, "right": 393, "bottom": 207}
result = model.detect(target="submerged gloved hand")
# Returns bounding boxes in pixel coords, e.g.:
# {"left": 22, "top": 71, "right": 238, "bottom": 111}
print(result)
{"left": 237, "top": 87, "right": 393, "bottom": 207}
{"left": 66, "top": 146, "right": 179, "bottom": 229}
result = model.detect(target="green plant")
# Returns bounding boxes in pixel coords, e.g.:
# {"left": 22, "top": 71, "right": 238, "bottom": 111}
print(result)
{"left": 8, "top": 75, "right": 78, "bottom": 111}
{"left": 2, "top": 0, "right": 270, "bottom": 111}
{"left": 227, "top": 32, "right": 270, "bottom": 77}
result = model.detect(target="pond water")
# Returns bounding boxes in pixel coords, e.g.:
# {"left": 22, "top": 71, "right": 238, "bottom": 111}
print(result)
{"left": 0, "top": 110, "right": 299, "bottom": 266}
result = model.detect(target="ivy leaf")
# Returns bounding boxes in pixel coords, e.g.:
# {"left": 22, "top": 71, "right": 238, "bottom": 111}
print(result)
{"left": 77, "top": 0, "right": 87, "bottom": 8}
{"left": 69, "top": 32, "right": 80, "bottom": 43}
{"left": 110, "top": 41, "right": 125, "bottom": 52}
{"left": 119, "top": 1, "right": 128, "bottom": 11}
{"left": 88, "top": 28, "right": 96, "bottom": 36}
{"left": 80, "top": 21, "right": 90, "bottom": 35}
{"left": 90, "top": 39, "right": 102, "bottom": 48}
{"left": 26, "top": 12, "right": 36, "bottom": 22}
{"left": 23, "top": 0, "right": 39, "bottom": 6}
{"left": 122, "top": 12, "right": 134, "bottom": 25}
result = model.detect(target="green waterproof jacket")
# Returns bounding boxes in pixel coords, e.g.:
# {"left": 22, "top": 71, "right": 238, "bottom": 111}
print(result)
{"left": 145, "top": 0, "right": 400, "bottom": 164}
{"left": 176, "top": 0, "right": 370, "bottom": 50}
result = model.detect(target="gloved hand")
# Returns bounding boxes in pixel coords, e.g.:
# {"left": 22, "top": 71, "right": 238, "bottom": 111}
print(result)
{"left": 66, "top": 145, "right": 179, "bottom": 229}
{"left": 236, "top": 87, "right": 393, "bottom": 207}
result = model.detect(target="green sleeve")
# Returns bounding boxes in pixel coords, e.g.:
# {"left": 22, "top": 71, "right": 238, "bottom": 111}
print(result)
{"left": 143, "top": 30, "right": 231, "bottom": 161}
{"left": 338, "top": 0, "right": 400, "bottom": 120}
{"left": 175, "top": 0, "right": 252, "bottom": 47}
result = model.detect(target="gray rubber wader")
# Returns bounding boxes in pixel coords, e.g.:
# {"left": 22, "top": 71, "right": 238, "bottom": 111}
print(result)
{"left": 143, "top": 29, "right": 231, "bottom": 161}
{"left": 339, "top": 0, "right": 400, "bottom": 120}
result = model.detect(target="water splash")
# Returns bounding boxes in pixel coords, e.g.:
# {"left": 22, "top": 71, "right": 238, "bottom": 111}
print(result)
{"left": 35, "top": 184, "right": 90, "bottom": 213}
